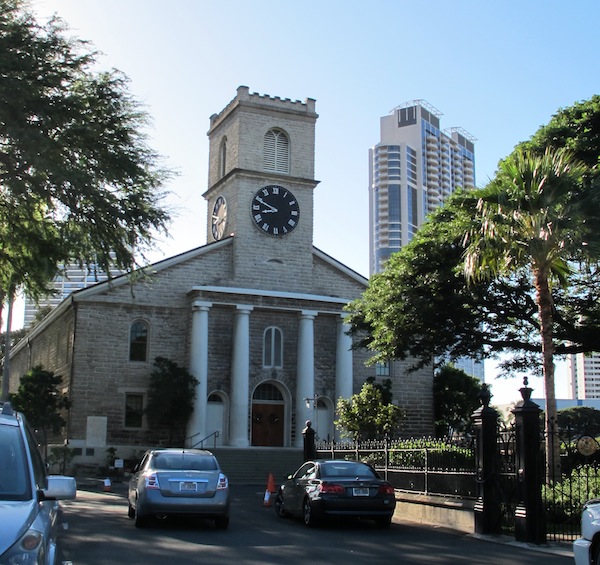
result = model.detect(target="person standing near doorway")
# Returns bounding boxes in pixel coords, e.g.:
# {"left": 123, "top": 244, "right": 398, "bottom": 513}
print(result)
{"left": 302, "top": 420, "right": 316, "bottom": 461}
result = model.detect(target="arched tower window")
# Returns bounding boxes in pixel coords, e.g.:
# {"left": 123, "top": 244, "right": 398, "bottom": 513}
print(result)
{"left": 263, "top": 129, "right": 289, "bottom": 174}
{"left": 129, "top": 320, "right": 149, "bottom": 362}
{"left": 219, "top": 136, "right": 227, "bottom": 178}
{"left": 263, "top": 326, "right": 283, "bottom": 368}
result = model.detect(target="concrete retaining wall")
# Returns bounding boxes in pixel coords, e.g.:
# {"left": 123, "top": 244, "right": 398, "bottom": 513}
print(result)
{"left": 393, "top": 491, "right": 475, "bottom": 534}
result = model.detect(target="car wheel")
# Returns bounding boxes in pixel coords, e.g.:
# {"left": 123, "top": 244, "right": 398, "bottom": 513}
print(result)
{"left": 127, "top": 502, "right": 135, "bottom": 519}
{"left": 134, "top": 505, "right": 148, "bottom": 528}
{"left": 303, "top": 497, "right": 318, "bottom": 527}
{"left": 595, "top": 543, "right": 600, "bottom": 565}
{"left": 274, "top": 491, "right": 288, "bottom": 518}
{"left": 215, "top": 515, "right": 230, "bottom": 530}
{"left": 375, "top": 516, "right": 392, "bottom": 528}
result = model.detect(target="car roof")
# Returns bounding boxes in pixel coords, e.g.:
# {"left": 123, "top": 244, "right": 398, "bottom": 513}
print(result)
{"left": 149, "top": 448, "right": 214, "bottom": 456}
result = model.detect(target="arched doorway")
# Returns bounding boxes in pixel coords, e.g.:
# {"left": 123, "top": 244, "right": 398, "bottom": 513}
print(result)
{"left": 252, "top": 383, "right": 285, "bottom": 447}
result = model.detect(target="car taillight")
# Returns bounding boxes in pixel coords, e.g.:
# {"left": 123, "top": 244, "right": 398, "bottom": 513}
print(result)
{"left": 217, "top": 473, "right": 228, "bottom": 490}
{"left": 145, "top": 473, "right": 159, "bottom": 489}
{"left": 319, "top": 483, "right": 345, "bottom": 494}
{"left": 378, "top": 483, "right": 395, "bottom": 495}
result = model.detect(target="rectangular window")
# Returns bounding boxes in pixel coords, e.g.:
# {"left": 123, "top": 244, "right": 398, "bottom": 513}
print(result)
{"left": 125, "top": 394, "right": 144, "bottom": 428}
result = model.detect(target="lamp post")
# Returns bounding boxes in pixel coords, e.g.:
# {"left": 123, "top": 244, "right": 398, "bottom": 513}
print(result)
{"left": 304, "top": 394, "right": 319, "bottom": 439}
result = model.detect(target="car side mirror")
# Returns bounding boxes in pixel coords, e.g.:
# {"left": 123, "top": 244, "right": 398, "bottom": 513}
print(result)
{"left": 40, "top": 476, "right": 77, "bottom": 501}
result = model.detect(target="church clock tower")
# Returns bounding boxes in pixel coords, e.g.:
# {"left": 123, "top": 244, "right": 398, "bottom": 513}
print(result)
{"left": 203, "top": 86, "right": 319, "bottom": 292}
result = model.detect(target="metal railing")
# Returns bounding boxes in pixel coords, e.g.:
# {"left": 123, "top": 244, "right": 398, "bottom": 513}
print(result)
{"left": 185, "top": 430, "right": 220, "bottom": 449}
{"left": 316, "top": 438, "right": 476, "bottom": 499}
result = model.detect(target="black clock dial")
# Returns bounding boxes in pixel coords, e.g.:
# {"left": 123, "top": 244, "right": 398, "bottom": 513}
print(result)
{"left": 251, "top": 185, "right": 300, "bottom": 236}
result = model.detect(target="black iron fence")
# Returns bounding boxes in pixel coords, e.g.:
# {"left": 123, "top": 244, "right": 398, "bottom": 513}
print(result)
{"left": 316, "top": 437, "right": 477, "bottom": 499}
{"left": 543, "top": 421, "right": 600, "bottom": 542}
{"left": 316, "top": 425, "right": 600, "bottom": 544}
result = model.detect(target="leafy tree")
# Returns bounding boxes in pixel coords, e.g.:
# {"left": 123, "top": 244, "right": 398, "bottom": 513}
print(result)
{"left": 556, "top": 406, "right": 600, "bottom": 439}
{"left": 346, "top": 189, "right": 600, "bottom": 374}
{"left": 433, "top": 365, "right": 484, "bottom": 437}
{"left": 365, "top": 376, "right": 393, "bottom": 404}
{"left": 346, "top": 96, "right": 600, "bottom": 477}
{"left": 145, "top": 357, "right": 198, "bottom": 446}
{"left": 463, "top": 146, "right": 591, "bottom": 477}
{"left": 335, "top": 381, "right": 405, "bottom": 441}
{"left": 0, "top": 0, "right": 173, "bottom": 375}
{"left": 9, "top": 366, "right": 70, "bottom": 458}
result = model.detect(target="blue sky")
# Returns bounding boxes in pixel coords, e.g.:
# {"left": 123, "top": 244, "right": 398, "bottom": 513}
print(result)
{"left": 23, "top": 0, "right": 600, "bottom": 403}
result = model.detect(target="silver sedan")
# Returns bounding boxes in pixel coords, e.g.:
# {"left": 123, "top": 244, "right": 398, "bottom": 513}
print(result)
{"left": 127, "top": 448, "right": 230, "bottom": 529}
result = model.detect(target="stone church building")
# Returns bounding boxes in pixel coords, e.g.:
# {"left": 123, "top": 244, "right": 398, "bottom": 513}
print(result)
{"left": 9, "top": 86, "right": 433, "bottom": 463}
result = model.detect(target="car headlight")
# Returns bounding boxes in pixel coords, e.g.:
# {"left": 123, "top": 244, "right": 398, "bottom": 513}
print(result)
{"left": 0, "top": 528, "right": 44, "bottom": 565}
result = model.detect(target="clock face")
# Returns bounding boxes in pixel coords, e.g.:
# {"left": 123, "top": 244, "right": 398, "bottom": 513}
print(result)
{"left": 211, "top": 195, "right": 227, "bottom": 240}
{"left": 251, "top": 185, "right": 300, "bottom": 236}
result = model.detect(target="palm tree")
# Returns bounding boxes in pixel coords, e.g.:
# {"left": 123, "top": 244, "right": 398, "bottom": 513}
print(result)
{"left": 463, "top": 146, "right": 589, "bottom": 479}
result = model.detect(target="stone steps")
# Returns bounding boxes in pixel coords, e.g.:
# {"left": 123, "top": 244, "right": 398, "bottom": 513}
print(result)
{"left": 210, "top": 447, "right": 304, "bottom": 486}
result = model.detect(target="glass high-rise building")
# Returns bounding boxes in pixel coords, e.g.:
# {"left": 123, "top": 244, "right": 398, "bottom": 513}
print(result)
{"left": 368, "top": 100, "right": 483, "bottom": 380}
{"left": 23, "top": 257, "right": 125, "bottom": 328}
{"left": 569, "top": 352, "right": 600, "bottom": 399}
{"left": 369, "top": 100, "right": 475, "bottom": 274}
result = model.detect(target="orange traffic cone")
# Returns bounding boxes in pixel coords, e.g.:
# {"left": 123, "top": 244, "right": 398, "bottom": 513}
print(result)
{"left": 263, "top": 473, "right": 276, "bottom": 507}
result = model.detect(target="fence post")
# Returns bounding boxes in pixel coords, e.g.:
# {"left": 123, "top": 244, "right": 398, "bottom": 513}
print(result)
{"left": 472, "top": 384, "right": 502, "bottom": 535}
{"left": 512, "top": 377, "right": 546, "bottom": 544}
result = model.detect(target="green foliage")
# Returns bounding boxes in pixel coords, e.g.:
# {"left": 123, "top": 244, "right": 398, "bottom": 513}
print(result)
{"left": 543, "top": 466, "right": 600, "bottom": 522}
{"left": 145, "top": 357, "right": 198, "bottom": 446}
{"left": 335, "top": 382, "right": 405, "bottom": 441}
{"left": 0, "top": 0, "right": 173, "bottom": 309}
{"left": 433, "top": 365, "right": 484, "bottom": 437}
{"left": 9, "top": 366, "right": 70, "bottom": 443}
{"left": 47, "top": 444, "right": 75, "bottom": 474}
{"left": 365, "top": 376, "right": 393, "bottom": 404}
{"left": 557, "top": 406, "right": 600, "bottom": 439}
{"left": 346, "top": 96, "right": 600, "bottom": 380}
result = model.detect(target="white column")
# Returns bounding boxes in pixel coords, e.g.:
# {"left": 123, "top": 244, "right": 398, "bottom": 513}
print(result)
{"left": 296, "top": 311, "right": 317, "bottom": 447}
{"left": 230, "top": 305, "right": 253, "bottom": 447}
{"left": 336, "top": 314, "right": 354, "bottom": 402}
{"left": 187, "top": 301, "right": 211, "bottom": 445}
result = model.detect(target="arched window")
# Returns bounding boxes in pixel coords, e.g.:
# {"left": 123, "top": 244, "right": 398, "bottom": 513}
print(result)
{"left": 129, "top": 320, "right": 149, "bottom": 362}
{"left": 263, "top": 327, "right": 283, "bottom": 368}
{"left": 263, "top": 129, "right": 289, "bottom": 173}
{"left": 219, "top": 137, "right": 227, "bottom": 178}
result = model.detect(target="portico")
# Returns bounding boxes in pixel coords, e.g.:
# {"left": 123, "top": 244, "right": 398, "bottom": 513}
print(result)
{"left": 186, "top": 286, "right": 354, "bottom": 448}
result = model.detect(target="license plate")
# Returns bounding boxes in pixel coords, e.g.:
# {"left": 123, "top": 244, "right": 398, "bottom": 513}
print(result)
{"left": 180, "top": 481, "right": 197, "bottom": 492}
{"left": 353, "top": 487, "right": 370, "bottom": 496}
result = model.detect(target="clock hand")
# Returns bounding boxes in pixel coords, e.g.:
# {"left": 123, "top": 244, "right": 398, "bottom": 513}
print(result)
{"left": 256, "top": 196, "right": 278, "bottom": 212}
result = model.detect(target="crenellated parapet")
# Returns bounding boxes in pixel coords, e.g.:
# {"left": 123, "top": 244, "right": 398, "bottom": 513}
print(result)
{"left": 209, "top": 85, "right": 317, "bottom": 130}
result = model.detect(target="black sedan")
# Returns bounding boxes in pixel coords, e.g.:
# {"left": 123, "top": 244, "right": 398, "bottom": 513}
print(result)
{"left": 274, "top": 459, "right": 396, "bottom": 527}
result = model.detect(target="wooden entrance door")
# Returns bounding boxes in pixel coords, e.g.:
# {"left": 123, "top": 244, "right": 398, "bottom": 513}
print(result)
{"left": 251, "top": 403, "right": 284, "bottom": 446}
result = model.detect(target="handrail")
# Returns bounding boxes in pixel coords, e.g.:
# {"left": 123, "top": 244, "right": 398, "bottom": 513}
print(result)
{"left": 185, "top": 430, "right": 220, "bottom": 449}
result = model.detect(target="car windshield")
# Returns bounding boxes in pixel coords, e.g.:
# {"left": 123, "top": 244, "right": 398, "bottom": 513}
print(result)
{"left": 321, "top": 462, "right": 376, "bottom": 478}
{"left": 152, "top": 453, "right": 217, "bottom": 471}
{"left": 0, "top": 426, "right": 31, "bottom": 500}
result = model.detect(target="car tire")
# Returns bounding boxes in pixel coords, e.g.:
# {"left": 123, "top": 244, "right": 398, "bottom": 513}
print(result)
{"left": 134, "top": 505, "right": 148, "bottom": 528}
{"left": 127, "top": 502, "right": 135, "bottom": 519}
{"left": 303, "top": 497, "right": 318, "bottom": 527}
{"left": 274, "top": 491, "right": 288, "bottom": 518}
{"left": 375, "top": 516, "right": 392, "bottom": 529}
{"left": 215, "top": 515, "right": 230, "bottom": 530}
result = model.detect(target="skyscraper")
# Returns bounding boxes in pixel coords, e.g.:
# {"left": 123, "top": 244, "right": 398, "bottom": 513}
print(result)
{"left": 368, "top": 100, "right": 483, "bottom": 380}
{"left": 569, "top": 352, "right": 600, "bottom": 399}
{"left": 23, "top": 258, "right": 124, "bottom": 328}
{"left": 369, "top": 100, "right": 475, "bottom": 275}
